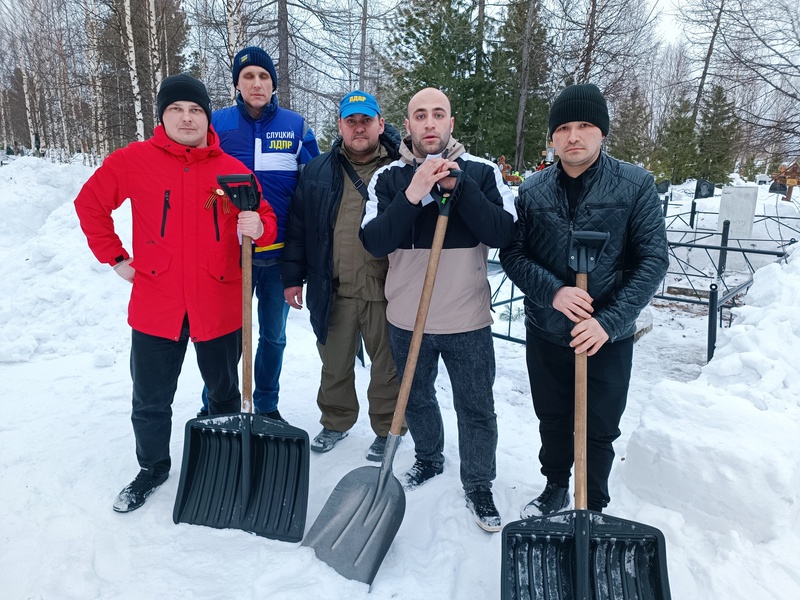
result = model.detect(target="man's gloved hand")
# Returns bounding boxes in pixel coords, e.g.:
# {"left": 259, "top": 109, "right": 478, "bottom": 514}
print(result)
{"left": 113, "top": 257, "right": 134, "bottom": 283}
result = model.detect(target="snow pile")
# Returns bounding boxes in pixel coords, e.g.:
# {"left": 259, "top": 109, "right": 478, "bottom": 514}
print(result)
{"left": 624, "top": 247, "right": 800, "bottom": 544}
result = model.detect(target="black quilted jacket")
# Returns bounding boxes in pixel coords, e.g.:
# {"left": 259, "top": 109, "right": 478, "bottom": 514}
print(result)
{"left": 499, "top": 153, "right": 668, "bottom": 346}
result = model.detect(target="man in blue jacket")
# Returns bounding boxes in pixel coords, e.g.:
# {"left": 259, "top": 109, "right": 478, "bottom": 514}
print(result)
{"left": 200, "top": 46, "right": 320, "bottom": 422}
{"left": 499, "top": 84, "right": 669, "bottom": 517}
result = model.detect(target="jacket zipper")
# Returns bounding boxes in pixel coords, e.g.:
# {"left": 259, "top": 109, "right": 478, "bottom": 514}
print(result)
{"left": 213, "top": 200, "right": 220, "bottom": 241}
{"left": 160, "top": 190, "right": 171, "bottom": 237}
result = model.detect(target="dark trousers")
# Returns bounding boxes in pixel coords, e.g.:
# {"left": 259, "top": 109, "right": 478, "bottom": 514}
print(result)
{"left": 525, "top": 331, "right": 633, "bottom": 510}
{"left": 130, "top": 319, "right": 241, "bottom": 474}
{"left": 389, "top": 324, "right": 497, "bottom": 493}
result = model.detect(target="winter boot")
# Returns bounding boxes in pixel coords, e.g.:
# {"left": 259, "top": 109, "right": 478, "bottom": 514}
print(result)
{"left": 258, "top": 409, "right": 288, "bottom": 424}
{"left": 402, "top": 459, "right": 443, "bottom": 490}
{"left": 465, "top": 488, "right": 502, "bottom": 532}
{"left": 113, "top": 468, "right": 169, "bottom": 513}
{"left": 520, "top": 482, "right": 570, "bottom": 519}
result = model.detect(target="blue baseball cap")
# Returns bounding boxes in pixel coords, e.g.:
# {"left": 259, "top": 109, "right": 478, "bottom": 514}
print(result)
{"left": 339, "top": 90, "right": 380, "bottom": 118}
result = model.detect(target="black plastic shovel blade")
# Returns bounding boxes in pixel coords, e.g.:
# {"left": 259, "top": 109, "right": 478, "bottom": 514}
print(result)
{"left": 502, "top": 510, "right": 671, "bottom": 600}
{"left": 302, "top": 464, "right": 405, "bottom": 586}
{"left": 173, "top": 414, "right": 309, "bottom": 543}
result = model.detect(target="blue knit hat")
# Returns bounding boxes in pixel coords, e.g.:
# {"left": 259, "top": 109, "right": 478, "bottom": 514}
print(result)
{"left": 232, "top": 47, "right": 278, "bottom": 89}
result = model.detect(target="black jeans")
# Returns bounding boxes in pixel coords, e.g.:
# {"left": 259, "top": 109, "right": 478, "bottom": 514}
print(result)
{"left": 389, "top": 324, "right": 498, "bottom": 493}
{"left": 130, "top": 319, "right": 241, "bottom": 473}
{"left": 525, "top": 331, "right": 633, "bottom": 510}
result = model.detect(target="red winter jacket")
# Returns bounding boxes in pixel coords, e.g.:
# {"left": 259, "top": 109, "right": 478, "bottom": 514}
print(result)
{"left": 74, "top": 125, "right": 277, "bottom": 342}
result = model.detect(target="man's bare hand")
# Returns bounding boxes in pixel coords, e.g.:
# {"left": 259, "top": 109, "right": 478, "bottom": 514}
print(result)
{"left": 237, "top": 210, "right": 264, "bottom": 239}
{"left": 405, "top": 158, "right": 459, "bottom": 204}
{"left": 284, "top": 286, "right": 303, "bottom": 309}
{"left": 552, "top": 285, "right": 594, "bottom": 322}
{"left": 569, "top": 318, "right": 609, "bottom": 356}
{"left": 113, "top": 257, "right": 134, "bottom": 284}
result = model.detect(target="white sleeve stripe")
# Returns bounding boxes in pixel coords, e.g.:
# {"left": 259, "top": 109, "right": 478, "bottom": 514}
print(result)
{"left": 460, "top": 153, "right": 518, "bottom": 222}
{"left": 362, "top": 161, "right": 400, "bottom": 229}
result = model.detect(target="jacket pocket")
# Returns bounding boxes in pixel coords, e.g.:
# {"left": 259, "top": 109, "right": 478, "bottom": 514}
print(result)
{"left": 132, "top": 246, "right": 171, "bottom": 276}
{"left": 205, "top": 250, "right": 242, "bottom": 283}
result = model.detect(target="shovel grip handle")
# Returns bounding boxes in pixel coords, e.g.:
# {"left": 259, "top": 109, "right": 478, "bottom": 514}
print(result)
{"left": 390, "top": 214, "right": 449, "bottom": 436}
{"left": 574, "top": 272, "right": 588, "bottom": 510}
{"left": 241, "top": 236, "right": 253, "bottom": 414}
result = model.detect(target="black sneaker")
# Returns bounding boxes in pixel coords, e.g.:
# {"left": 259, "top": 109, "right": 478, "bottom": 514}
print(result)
{"left": 113, "top": 469, "right": 169, "bottom": 513}
{"left": 520, "top": 482, "right": 570, "bottom": 518}
{"left": 258, "top": 409, "right": 288, "bottom": 424}
{"left": 196, "top": 409, "right": 209, "bottom": 418}
{"left": 402, "top": 459, "right": 443, "bottom": 490}
{"left": 466, "top": 489, "right": 502, "bottom": 532}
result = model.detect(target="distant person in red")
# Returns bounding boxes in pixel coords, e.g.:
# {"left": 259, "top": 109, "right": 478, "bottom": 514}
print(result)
{"left": 74, "top": 74, "right": 277, "bottom": 513}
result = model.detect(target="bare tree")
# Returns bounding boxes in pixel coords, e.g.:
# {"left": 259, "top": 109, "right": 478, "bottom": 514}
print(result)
{"left": 122, "top": 0, "right": 145, "bottom": 140}
{"left": 514, "top": 0, "right": 539, "bottom": 171}
{"left": 543, "top": 0, "right": 660, "bottom": 98}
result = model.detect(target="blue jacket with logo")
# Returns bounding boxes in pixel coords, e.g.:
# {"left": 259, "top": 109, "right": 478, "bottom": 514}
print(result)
{"left": 212, "top": 95, "right": 319, "bottom": 264}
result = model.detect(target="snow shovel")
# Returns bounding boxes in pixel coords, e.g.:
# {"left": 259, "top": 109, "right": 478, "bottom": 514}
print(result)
{"left": 302, "top": 171, "right": 462, "bottom": 587}
{"left": 173, "top": 174, "right": 310, "bottom": 543}
{"left": 500, "top": 230, "right": 671, "bottom": 600}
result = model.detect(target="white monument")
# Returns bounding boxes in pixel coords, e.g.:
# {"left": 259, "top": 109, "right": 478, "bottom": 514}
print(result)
{"left": 717, "top": 186, "right": 758, "bottom": 272}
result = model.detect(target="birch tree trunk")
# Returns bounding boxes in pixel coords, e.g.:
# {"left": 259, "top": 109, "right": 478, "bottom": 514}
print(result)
{"left": 148, "top": 0, "right": 163, "bottom": 118}
{"left": 85, "top": 0, "right": 105, "bottom": 162}
{"left": 277, "top": 0, "right": 291, "bottom": 108}
{"left": 0, "top": 90, "right": 8, "bottom": 153}
{"left": 123, "top": 0, "right": 146, "bottom": 141}
{"left": 15, "top": 36, "right": 37, "bottom": 153}
{"left": 582, "top": 0, "right": 598, "bottom": 81}
{"left": 358, "top": 0, "right": 367, "bottom": 89}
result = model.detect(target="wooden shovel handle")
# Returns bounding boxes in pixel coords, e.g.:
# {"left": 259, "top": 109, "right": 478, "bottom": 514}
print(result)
{"left": 574, "top": 271, "right": 588, "bottom": 511}
{"left": 242, "top": 235, "right": 253, "bottom": 414}
{"left": 389, "top": 214, "right": 449, "bottom": 436}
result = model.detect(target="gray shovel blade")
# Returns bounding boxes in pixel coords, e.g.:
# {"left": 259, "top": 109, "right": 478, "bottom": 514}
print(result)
{"left": 302, "top": 465, "right": 406, "bottom": 586}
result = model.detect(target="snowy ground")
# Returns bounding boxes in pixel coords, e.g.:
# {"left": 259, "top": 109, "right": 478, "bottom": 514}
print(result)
{"left": 1, "top": 156, "right": 798, "bottom": 599}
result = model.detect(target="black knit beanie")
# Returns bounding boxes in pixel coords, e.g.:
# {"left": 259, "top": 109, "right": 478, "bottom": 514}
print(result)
{"left": 232, "top": 47, "right": 278, "bottom": 90}
{"left": 548, "top": 84, "right": 609, "bottom": 136}
{"left": 156, "top": 74, "right": 212, "bottom": 123}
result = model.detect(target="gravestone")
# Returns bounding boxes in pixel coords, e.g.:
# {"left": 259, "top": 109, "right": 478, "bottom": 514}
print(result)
{"left": 695, "top": 179, "right": 715, "bottom": 199}
{"left": 755, "top": 174, "right": 770, "bottom": 185}
{"left": 769, "top": 181, "right": 788, "bottom": 195}
{"left": 655, "top": 179, "right": 671, "bottom": 194}
{"left": 717, "top": 186, "right": 758, "bottom": 272}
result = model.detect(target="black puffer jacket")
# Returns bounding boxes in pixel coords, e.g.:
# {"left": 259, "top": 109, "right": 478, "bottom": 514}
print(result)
{"left": 499, "top": 153, "right": 668, "bottom": 346}
{"left": 281, "top": 125, "right": 401, "bottom": 344}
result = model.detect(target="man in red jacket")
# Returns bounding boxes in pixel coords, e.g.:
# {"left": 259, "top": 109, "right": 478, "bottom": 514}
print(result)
{"left": 74, "top": 74, "right": 277, "bottom": 513}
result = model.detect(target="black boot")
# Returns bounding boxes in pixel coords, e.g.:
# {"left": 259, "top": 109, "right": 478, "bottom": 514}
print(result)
{"left": 113, "top": 468, "right": 169, "bottom": 513}
{"left": 520, "top": 482, "right": 570, "bottom": 518}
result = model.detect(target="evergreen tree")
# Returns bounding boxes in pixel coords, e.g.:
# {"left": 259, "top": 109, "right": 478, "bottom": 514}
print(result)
{"left": 378, "top": 0, "right": 477, "bottom": 141}
{"left": 499, "top": 0, "right": 549, "bottom": 170}
{"left": 696, "top": 84, "right": 739, "bottom": 183}
{"left": 650, "top": 94, "right": 697, "bottom": 185}
{"left": 607, "top": 86, "right": 652, "bottom": 166}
